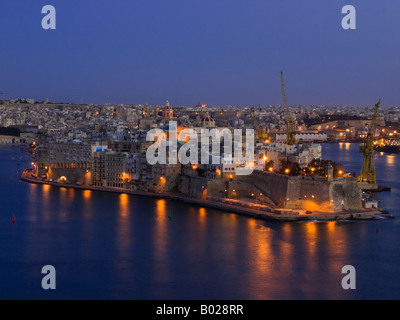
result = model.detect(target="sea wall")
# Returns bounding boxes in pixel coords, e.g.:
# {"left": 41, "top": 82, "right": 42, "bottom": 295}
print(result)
{"left": 20, "top": 170, "right": 381, "bottom": 221}
{"left": 178, "top": 174, "right": 208, "bottom": 198}
{"left": 329, "top": 179, "right": 363, "bottom": 211}
{"left": 47, "top": 168, "right": 89, "bottom": 184}
{"left": 181, "top": 175, "right": 277, "bottom": 207}
{"left": 149, "top": 170, "right": 362, "bottom": 212}
{"left": 236, "top": 171, "right": 362, "bottom": 211}
{"left": 236, "top": 171, "right": 289, "bottom": 207}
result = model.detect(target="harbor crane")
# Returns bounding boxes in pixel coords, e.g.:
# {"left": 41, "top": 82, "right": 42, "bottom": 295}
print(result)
{"left": 358, "top": 99, "right": 380, "bottom": 186}
{"left": 280, "top": 71, "right": 296, "bottom": 145}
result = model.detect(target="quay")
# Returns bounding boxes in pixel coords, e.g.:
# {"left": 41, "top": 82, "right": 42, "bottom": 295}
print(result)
{"left": 20, "top": 170, "right": 388, "bottom": 222}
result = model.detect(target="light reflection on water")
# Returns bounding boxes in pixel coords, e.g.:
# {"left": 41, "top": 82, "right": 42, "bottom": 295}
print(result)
{"left": 0, "top": 144, "right": 399, "bottom": 299}
{"left": 153, "top": 199, "right": 170, "bottom": 285}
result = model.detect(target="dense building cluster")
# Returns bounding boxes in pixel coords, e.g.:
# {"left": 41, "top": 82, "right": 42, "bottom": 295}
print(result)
{"left": 1, "top": 99, "right": 396, "bottom": 199}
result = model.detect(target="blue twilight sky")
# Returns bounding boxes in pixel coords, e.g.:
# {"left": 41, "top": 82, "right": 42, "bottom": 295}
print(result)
{"left": 0, "top": 0, "right": 399, "bottom": 107}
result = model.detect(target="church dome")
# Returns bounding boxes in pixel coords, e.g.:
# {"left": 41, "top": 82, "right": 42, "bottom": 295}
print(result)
{"left": 201, "top": 113, "right": 215, "bottom": 127}
{"left": 164, "top": 100, "right": 172, "bottom": 110}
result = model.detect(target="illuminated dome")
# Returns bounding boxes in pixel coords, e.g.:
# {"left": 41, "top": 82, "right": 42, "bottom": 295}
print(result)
{"left": 164, "top": 100, "right": 172, "bottom": 110}
{"left": 201, "top": 113, "right": 215, "bottom": 127}
{"left": 162, "top": 100, "right": 173, "bottom": 119}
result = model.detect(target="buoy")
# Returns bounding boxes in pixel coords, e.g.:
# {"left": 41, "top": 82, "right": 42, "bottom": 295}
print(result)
{"left": 168, "top": 212, "right": 172, "bottom": 220}
{"left": 376, "top": 227, "right": 379, "bottom": 232}
{"left": 12, "top": 215, "right": 16, "bottom": 224}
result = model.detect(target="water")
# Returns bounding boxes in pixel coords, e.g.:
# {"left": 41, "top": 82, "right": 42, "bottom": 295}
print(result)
{"left": 0, "top": 143, "right": 399, "bottom": 300}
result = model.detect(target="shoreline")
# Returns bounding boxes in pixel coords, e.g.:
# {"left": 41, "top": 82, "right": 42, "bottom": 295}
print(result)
{"left": 20, "top": 170, "right": 389, "bottom": 222}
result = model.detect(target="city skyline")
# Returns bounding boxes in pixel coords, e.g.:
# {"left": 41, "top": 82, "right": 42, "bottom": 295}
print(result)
{"left": 1, "top": 1, "right": 399, "bottom": 107}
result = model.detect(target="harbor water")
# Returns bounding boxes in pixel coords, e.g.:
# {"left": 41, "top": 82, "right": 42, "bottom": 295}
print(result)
{"left": 0, "top": 143, "right": 399, "bottom": 300}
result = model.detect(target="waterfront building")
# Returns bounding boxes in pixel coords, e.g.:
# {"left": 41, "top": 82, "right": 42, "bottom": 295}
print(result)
{"left": 0, "top": 135, "right": 23, "bottom": 144}
{"left": 35, "top": 141, "right": 91, "bottom": 182}
{"left": 91, "top": 149, "right": 128, "bottom": 187}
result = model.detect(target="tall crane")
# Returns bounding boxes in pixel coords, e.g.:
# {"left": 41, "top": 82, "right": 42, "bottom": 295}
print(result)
{"left": 358, "top": 99, "right": 380, "bottom": 185}
{"left": 280, "top": 71, "right": 296, "bottom": 145}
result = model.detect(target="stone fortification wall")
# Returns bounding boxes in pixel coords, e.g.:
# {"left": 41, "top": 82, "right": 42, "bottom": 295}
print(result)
{"left": 236, "top": 171, "right": 362, "bottom": 211}
{"left": 174, "top": 170, "right": 362, "bottom": 212}
{"left": 329, "top": 179, "right": 363, "bottom": 211}
{"left": 236, "top": 171, "right": 289, "bottom": 207}
{"left": 178, "top": 174, "right": 208, "bottom": 198}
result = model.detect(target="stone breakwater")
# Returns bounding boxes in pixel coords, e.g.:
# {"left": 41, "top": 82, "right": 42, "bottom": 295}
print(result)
{"left": 20, "top": 170, "right": 387, "bottom": 222}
